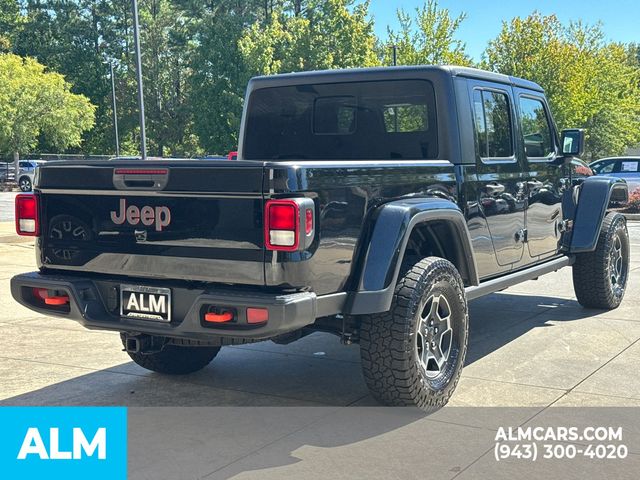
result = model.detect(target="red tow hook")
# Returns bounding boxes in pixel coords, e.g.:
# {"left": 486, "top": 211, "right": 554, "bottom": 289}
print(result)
{"left": 33, "top": 288, "right": 70, "bottom": 306}
{"left": 204, "top": 311, "right": 234, "bottom": 323}
{"left": 44, "top": 296, "right": 70, "bottom": 306}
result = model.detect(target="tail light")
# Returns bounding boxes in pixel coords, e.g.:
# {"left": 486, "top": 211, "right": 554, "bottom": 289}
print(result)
{"left": 15, "top": 194, "right": 39, "bottom": 236}
{"left": 113, "top": 168, "right": 168, "bottom": 175}
{"left": 264, "top": 198, "right": 315, "bottom": 251}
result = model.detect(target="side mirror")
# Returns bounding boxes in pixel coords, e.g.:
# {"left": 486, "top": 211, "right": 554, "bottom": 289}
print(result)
{"left": 561, "top": 129, "right": 585, "bottom": 157}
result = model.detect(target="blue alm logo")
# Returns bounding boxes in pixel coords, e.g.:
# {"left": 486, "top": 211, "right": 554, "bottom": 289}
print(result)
{"left": 0, "top": 407, "right": 127, "bottom": 479}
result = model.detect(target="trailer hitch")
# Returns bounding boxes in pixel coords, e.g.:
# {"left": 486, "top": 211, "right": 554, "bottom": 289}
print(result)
{"left": 121, "top": 333, "right": 166, "bottom": 355}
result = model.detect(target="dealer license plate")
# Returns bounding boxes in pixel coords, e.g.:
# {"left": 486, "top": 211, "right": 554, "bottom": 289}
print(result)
{"left": 120, "top": 285, "right": 171, "bottom": 322}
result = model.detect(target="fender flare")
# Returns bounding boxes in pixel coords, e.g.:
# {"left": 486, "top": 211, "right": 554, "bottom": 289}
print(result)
{"left": 569, "top": 176, "right": 628, "bottom": 254}
{"left": 346, "top": 197, "right": 478, "bottom": 315}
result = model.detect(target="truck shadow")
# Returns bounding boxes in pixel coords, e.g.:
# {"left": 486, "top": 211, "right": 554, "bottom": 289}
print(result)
{"left": 0, "top": 291, "right": 622, "bottom": 479}
{"left": 1, "top": 291, "right": 607, "bottom": 409}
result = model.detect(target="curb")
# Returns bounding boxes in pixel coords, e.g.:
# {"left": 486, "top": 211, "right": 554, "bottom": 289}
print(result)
{"left": 623, "top": 213, "right": 640, "bottom": 221}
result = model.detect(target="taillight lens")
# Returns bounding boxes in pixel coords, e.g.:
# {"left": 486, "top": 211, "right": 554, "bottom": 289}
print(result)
{"left": 15, "top": 194, "right": 39, "bottom": 236}
{"left": 264, "top": 198, "right": 314, "bottom": 252}
{"left": 305, "top": 209, "right": 314, "bottom": 235}
{"left": 265, "top": 200, "right": 299, "bottom": 251}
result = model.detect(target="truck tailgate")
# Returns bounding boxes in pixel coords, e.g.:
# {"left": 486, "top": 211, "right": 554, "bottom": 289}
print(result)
{"left": 35, "top": 160, "right": 266, "bottom": 285}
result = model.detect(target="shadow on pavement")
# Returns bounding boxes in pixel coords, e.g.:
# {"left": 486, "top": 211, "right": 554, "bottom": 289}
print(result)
{"left": 0, "top": 291, "right": 630, "bottom": 479}
{"left": 0, "top": 292, "right": 605, "bottom": 409}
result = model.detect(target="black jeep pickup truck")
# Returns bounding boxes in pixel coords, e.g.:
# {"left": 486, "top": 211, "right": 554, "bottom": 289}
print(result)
{"left": 11, "top": 66, "right": 630, "bottom": 411}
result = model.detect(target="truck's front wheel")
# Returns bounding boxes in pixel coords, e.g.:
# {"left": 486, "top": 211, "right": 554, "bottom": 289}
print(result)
{"left": 359, "top": 257, "right": 469, "bottom": 412}
{"left": 123, "top": 337, "right": 221, "bottom": 375}
{"left": 573, "top": 212, "right": 629, "bottom": 309}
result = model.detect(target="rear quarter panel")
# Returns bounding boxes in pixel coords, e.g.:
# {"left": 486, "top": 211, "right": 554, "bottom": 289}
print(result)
{"left": 263, "top": 160, "right": 458, "bottom": 295}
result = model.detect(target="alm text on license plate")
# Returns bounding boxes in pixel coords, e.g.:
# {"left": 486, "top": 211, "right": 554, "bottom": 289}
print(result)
{"left": 120, "top": 285, "right": 171, "bottom": 322}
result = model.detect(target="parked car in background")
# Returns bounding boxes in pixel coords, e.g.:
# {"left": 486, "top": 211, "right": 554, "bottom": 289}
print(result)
{"left": 590, "top": 156, "right": 640, "bottom": 192}
{"left": 17, "top": 160, "right": 47, "bottom": 192}
{"left": 0, "top": 164, "right": 15, "bottom": 183}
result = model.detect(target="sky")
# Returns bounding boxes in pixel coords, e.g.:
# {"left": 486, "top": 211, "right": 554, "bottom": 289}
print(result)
{"left": 368, "top": 0, "right": 639, "bottom": 61}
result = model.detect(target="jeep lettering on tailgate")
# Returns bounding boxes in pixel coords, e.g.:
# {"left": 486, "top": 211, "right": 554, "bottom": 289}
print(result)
{"left": 110, "top": 199, "right": 171, "bottom": 231}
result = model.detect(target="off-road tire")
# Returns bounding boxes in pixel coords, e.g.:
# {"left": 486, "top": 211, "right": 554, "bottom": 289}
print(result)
{"left": 573, "top": 212, "right": 629, "bottom": 309}
{"left": 123, "top": 337, "right": 221, "bottom": 374}
{"left": 359, "top": 257, "right": 469, "bottom": 412}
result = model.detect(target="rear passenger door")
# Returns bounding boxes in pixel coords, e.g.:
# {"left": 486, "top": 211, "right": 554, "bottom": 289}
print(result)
{"left": 515, "top": 91, "right": 566, "bottom": 259}
{"left": 470, "top": 82, "right": 527, "bottom": 267}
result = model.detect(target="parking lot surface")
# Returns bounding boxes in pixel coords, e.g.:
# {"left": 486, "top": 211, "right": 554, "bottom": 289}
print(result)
{"left": 0, "top": 191, "right": 17, "bottom": 222}
{"left": 1, "top": 208, "right": 640, "bottom": 478}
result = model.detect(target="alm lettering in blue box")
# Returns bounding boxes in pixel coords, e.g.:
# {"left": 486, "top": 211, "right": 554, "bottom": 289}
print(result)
{"left": 0, "top": 407, "right": 127, "bottom": 479}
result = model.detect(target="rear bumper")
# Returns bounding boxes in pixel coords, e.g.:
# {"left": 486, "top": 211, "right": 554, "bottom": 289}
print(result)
{"left": 10, "top": 271, "right": 318, "bottom": 341}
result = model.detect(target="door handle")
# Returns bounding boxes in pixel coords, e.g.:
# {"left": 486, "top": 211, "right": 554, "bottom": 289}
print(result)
{"left": 485, "top": 183, "right": 505, "bottom": 196}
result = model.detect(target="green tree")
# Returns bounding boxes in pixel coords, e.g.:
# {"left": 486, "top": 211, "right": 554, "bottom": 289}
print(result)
{"left": 187, "top": 1, "right": 265, "bottom": 154}
{"left": 484, "top": 12, "right": 640, "bottom": 160}
{"left": 139, "top": 0, "right": 197, "bottom": 156}
{"left": 14, "top": 1, "right": 129, "bottom": 155}
{"left": 380, "top": 0, "right": 471, "bottom": 66}
{"left": 239, "top": 0, "right": 379, "bottom": 76}
{"left": 0, "top": 54, "right": 95, "bottom": 169}
{"left": 0, "top": 0, "right": 21, "bottom": 52}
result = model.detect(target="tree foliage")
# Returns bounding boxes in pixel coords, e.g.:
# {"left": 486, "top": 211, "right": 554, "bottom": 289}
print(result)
{"left": 0, "top": 0, "right": 22, "bottom": 52}
{"left": 239, "top": 0, "right": 379, "bottom": 76}
{"left": 0, "top": 53, "right": 95, "bottom": 167}
{"left": 187, "top": 1, "right": 264, "bottom": 154}
{"left": 3, "top": 2, "right": 640, "bottom": 159}
{"left": 381, "top": 0, "right": 471, "bottom": 67}
{"left": 484, "top": 12, "right": 640, "bottom": 160}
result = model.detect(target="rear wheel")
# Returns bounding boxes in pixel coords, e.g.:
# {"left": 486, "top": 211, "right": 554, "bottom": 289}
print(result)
{"left": 122, "top": 335, "right": 221, "bottom": 374}
{"left": 359, "top": 257, "right": 469, "bottom": 412}
{"left": 19, "top": 176, "right": 32, "bottom": 192}
{"left": 573, "top": 212, "right": 629, "bottom": 309}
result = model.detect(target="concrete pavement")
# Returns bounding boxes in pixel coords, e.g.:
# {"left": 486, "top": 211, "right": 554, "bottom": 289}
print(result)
{"left": 1, "top": 223, "right": 640, "bottom": 478}
{"left": 0, "top": 191, "right": 17, "bottom": 222}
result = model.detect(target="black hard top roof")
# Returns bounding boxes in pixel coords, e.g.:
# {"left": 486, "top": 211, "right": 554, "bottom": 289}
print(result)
{"left": 248, "top": 65, "right": 544, "bottom": 93}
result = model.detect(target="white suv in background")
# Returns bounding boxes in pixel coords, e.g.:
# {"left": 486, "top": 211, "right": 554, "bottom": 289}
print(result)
{"left": 17, "top": 160, "right": 46, "bottom": 192}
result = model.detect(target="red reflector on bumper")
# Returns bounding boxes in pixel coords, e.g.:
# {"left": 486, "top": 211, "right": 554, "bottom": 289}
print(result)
{"left": 246, "top": 308, "right": 269, "bottom": 324}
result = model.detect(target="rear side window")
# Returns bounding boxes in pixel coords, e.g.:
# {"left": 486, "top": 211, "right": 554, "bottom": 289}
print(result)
{"left": 472, "top": 89, "right": 513, "bottom": 159}
{"left": 591, "top": 160, "right": 616, "bottom": 174}
{"left": 243, "top": 80, "right": 438, "bottom": 160}
{"left": 620, "top": 160, "right": 639, "bottom": 173}
{"left": 519, "top": 96, "right": 554, "bottom": 159}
